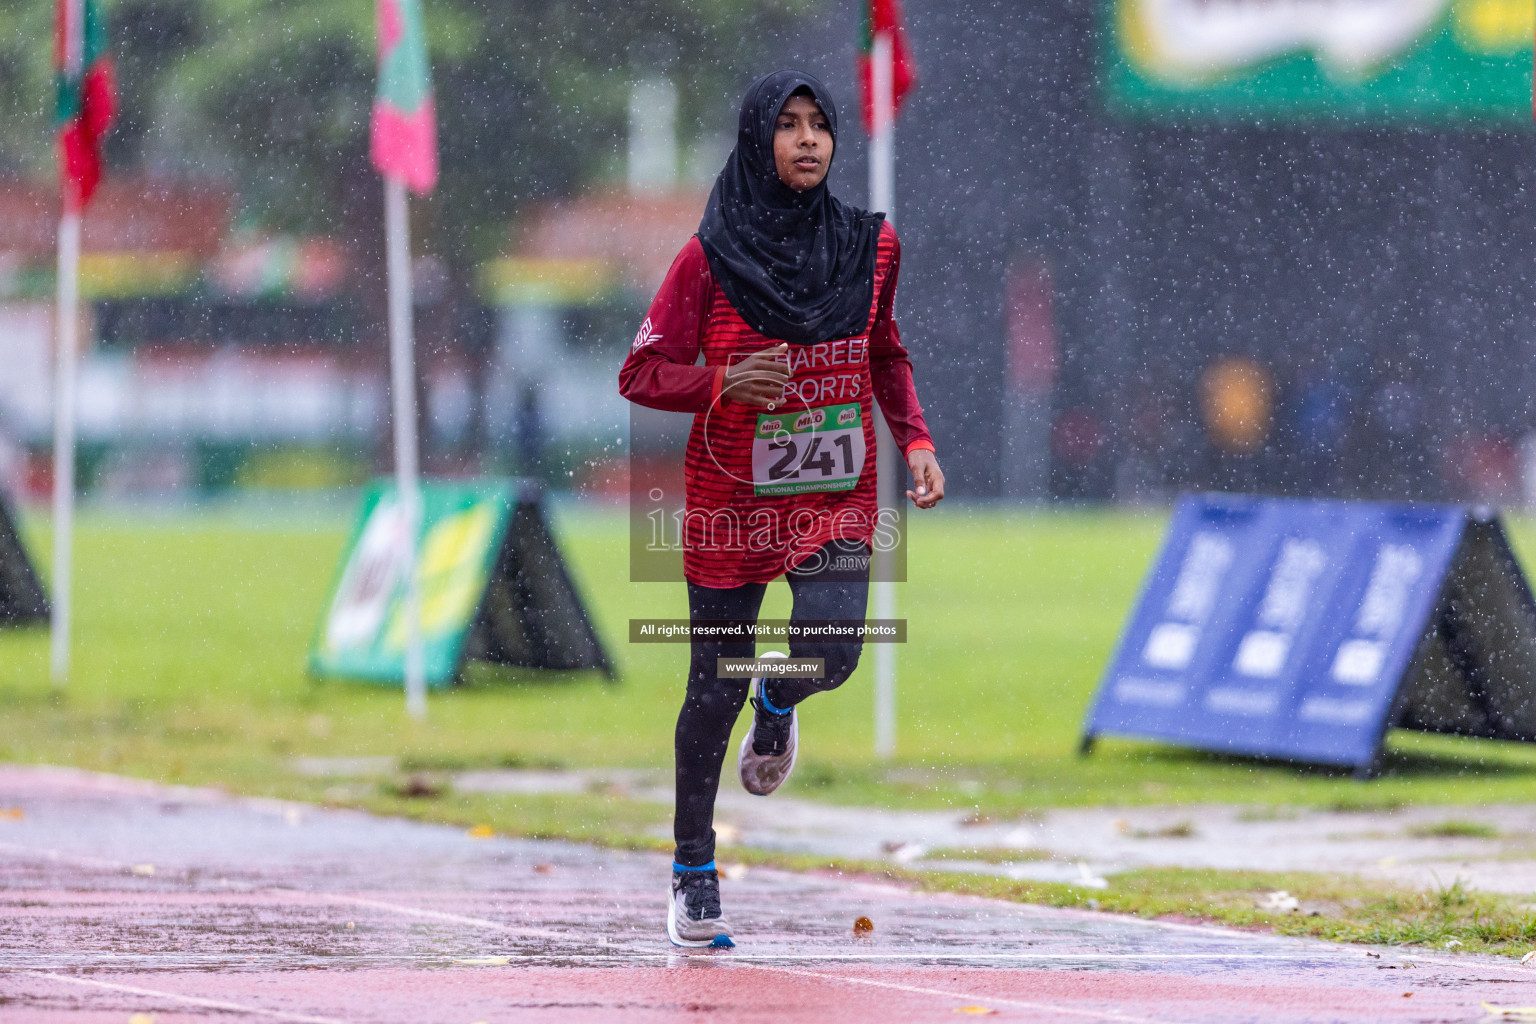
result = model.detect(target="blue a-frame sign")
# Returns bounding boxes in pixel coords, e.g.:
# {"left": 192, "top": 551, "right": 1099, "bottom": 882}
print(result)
{"left": 1082, "top": 494, "right": 1536, "bottom": 778}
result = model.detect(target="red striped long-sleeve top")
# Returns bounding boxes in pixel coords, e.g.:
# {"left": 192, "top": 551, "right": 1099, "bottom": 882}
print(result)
{"left": 618, "top": 221, "right": 935, "bottom": 587}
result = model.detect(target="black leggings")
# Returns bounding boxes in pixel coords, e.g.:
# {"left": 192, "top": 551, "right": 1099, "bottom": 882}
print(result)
{"left": 673, "top": 539, "right": 871, "bottom": 867}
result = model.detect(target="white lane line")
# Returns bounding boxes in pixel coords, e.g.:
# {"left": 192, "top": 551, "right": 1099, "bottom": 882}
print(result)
{"left": 0, "top": 839, "right": 123, "bottom": 871}
{"left": 0, "top": 837, "right": 576, "bottom": 942}
{"left": 2, "top": 951, "right": 1369, "bottom": 966}
{"left": 22, "top": 972, "right": 352, "bottom": 1024}
{"left": 742, "top": 962, "right": 1183, "bottom": 1024}
{"left": 671, "top": 952, "right": 1374, "bottom": 962}
{"left": 311, "top": 893, "right": 573, "bottom": 941}
{"left": 1376, "top": 951, "right": 1536, "bottom": 977}
{"left": 8, "top": 828, "right": 1525, "bottom": 983}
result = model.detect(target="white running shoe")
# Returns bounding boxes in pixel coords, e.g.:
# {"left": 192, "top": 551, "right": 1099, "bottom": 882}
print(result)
{"left": 737, "top": 651, "right": 798, "bottom": 796}
{"left": 666, "top": 867, "right": 734, "bottom": 948}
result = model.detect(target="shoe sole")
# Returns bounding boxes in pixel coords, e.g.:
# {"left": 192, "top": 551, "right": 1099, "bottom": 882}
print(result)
{"left": 667, "top": 892, "right": 734, "bottom": 949}
{"left": 738, "top": 673, "right": 798, "bottom": 797}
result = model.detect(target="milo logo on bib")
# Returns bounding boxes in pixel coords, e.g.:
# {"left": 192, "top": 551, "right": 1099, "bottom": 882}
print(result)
{"left": 752, "top": 402, "right": 866, "bottom": 497}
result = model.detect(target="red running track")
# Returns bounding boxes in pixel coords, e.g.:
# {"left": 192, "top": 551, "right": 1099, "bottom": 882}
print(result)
{"left": 0, "top": 765, "right": 1531, "bottom": 1023}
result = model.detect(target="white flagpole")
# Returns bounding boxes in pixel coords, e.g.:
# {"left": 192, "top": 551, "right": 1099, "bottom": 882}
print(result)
{"left": 384, "top": 176, "right": 426, "bottom": 719}
{"left": 51, "top": 209, "right": 81, "bottom": 686}
{"left": 870, "top": 30, "right": 897, "bottom": 760}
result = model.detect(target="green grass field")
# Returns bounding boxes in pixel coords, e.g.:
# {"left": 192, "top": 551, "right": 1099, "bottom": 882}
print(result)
{"left": 3, "top": 498, "right": 1536, "bottom": 813}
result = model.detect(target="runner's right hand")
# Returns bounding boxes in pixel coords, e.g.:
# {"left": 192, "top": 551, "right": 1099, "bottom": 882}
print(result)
{"left": 722, "top": 343, "right": 790, "bottom": 408}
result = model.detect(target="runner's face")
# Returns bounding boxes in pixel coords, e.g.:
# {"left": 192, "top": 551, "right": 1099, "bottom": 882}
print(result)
{"left": 773, "top": 94, "right": 832, "bottom": 192}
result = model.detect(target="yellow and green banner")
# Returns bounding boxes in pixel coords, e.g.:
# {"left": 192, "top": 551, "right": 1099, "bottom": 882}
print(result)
{"left": 309, "top": 479, "right": 612, "bottom": 686}
{"left": 1106, "top": 0, "right": 1533, "bottom": 122}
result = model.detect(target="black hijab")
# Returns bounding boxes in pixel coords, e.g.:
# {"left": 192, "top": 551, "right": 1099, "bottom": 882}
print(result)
{"left": 697, "top": 70, "right": 884, "bottom": 346}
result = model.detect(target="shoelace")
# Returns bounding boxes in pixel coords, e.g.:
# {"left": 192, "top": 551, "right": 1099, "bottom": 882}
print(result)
{"left": 749, "top": 696, "right": 792, "bottom": 757}
{"left": 679, "top": 871, "right": 722, "bottom": 921}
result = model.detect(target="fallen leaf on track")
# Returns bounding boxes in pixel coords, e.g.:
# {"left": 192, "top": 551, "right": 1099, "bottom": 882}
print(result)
{"left": 466, "top": 825, "right": 494, "bottom": 839}
{"left": 953, "top": 1007, "right": 996, "bottom": 1016}
{"left": 853, "top": 916, "right": 874, "bottom": 935}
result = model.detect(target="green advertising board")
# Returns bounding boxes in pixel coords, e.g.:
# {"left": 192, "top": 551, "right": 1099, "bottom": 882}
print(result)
{"left": 1107, "top": 0, "right": 1533, "bottom": 122}
{"left": 310, "top": 478, "right": 612, "bottom": 687}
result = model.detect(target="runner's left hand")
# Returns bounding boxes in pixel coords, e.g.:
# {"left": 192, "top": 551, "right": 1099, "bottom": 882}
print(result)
{"left": 906, "top": 450, "right": 945, "bottom": 509}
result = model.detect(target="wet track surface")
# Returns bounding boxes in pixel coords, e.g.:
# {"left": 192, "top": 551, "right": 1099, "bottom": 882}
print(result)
{"left": 2, "top": 766, "right": 1534, "bottom": 1022}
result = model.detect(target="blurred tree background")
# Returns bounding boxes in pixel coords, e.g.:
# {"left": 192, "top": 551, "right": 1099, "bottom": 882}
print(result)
{"left": 0, "top": 0, "right": 822, "bottom": 473}
{"left": 0, "top": 0, "right": 816, "bottom": 266}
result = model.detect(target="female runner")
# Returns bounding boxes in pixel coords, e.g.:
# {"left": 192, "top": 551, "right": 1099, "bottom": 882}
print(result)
{"left": 618, "top": 68, "right": 944, "bottom": 946}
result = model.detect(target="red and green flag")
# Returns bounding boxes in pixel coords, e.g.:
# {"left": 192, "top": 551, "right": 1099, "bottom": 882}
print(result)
{"left": 53, "top": 0, "right": 116, "bottom": 212}
{"left": 859, "top": 0, "right": 916, "bottom": 132}
{"left": 371, "top": 0, "right": 438, "bottom": 194}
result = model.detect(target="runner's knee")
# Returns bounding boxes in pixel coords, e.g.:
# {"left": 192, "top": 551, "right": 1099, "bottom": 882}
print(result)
{"left": 826, "top": 641, "right": 863, "bottom": 687}
{"left": 799, "top": 640, "right": 863, "bottom": 692}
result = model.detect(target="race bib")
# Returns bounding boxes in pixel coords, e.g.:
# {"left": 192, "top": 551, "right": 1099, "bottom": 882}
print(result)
{"left": 752, "top": 402, "right": 866, "bottom": 497}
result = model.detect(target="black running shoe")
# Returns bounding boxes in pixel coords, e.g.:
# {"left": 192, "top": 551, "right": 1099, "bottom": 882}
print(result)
{"left": 738, "top": 652, "right": 797, "bottom": 796}
{"left": 749, "top": 689, "right": 795, "bottom": 757}
{"left": 667, "top": 867, "right": 733, "bottom": 947}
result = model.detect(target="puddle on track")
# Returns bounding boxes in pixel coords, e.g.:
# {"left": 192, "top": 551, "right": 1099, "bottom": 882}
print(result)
{"left": 0, "top": 765, "right": 1530, "bottom": 1023}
